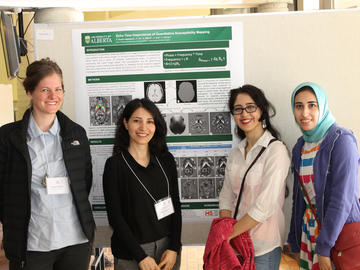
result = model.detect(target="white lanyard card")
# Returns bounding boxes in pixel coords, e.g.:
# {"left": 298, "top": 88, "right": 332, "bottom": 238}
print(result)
{"left": 46, "top": 176, "right": 70, "bottom": 195}
{"left": 154, "top": 197, "right": 174, "bottom": 220}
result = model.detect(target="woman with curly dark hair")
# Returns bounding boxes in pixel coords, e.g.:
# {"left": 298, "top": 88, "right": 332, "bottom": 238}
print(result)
{"left": 219, "top": 84, "right": 290, "bottom": 270}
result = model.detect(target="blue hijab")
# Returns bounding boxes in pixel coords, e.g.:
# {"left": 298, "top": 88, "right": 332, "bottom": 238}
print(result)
{"left": 291, "top": 82, "right": 335, "bottom": 143}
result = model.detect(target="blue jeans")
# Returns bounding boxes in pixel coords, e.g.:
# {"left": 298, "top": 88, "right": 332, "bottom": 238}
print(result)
{"left": 254, "top": 246, "right": 282, "bottom": 270}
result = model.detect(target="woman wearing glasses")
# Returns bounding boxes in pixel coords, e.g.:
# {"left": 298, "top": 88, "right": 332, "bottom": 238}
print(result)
{"left": 219, "top": 84, "right": 290, "bottom": 270}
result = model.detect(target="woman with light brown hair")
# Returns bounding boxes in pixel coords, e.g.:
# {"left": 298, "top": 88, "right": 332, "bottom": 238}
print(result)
{"left": 0, "top": 58, "right": 95, "bottom": 270}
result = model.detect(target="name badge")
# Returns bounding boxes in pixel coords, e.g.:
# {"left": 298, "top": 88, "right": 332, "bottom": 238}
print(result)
{"left": 46, "top": 177, "right": 70, "bottom": 195}
{"left": 154, "top": 197, "right": 174, "bottom": 220}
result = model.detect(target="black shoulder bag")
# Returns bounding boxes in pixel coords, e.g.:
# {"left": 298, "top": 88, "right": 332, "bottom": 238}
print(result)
{"left": 233, "top": 138, "right": 277, "bottom": 219}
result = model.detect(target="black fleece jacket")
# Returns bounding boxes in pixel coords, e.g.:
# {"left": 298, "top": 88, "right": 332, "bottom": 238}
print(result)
{"left": 0, "top": 109, "right": 95, "bottom": 266}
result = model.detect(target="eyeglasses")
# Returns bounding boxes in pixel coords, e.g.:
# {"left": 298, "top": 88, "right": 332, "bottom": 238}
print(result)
{"left": 232, "top": 104, "right": 258, "bottom": 115}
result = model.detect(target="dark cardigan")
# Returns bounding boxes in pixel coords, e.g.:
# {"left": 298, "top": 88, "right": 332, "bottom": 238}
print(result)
{"left": 103, "top": 150, "right": 182, "bottom": 262}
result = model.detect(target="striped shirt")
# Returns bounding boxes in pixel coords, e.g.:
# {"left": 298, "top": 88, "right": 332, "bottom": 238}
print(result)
{"left": 299, "top": 141, "right": 321, "bottom": 270}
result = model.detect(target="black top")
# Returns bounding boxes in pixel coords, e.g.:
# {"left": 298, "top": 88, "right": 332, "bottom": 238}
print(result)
{"left": 102, "top": 150, "right": 182, "bottom": 262}
{"left": 0, "top": 109, "right": 95, "bottom": 264}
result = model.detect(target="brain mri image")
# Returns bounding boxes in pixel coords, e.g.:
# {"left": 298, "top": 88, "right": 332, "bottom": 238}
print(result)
{"left": 210, "top": 112, "right": 231, "bottom": 134}
{"left": 199, "top": 178, "right": 215, "bottom": 199}
{"left": 111, "top": 95, "right": 131, "bottom": 125}
{"left": 215, "top": 156, "right": 227, "bottom": 177}
{"left": 215, "top": 178, "right": 224, "bottom": 198}
{"left": 169, "top": 114, "right": 186, "bottom": 135}
{"left": 181, "top": 178, "right": 198, "bottom": 199}
{"left": 144, "top": 81, "right": 166, "bottom": 103}
{"left": 188, "top": 112, "right": 209, "bottom": 135}
{"left": 89, "top": 96, "right": 111, "bottom": 126}
{"left": 180, "top": 157, "right": 197, "bottom": 178}
{"left": 198, "top": 156, "right": 215, "bottom": 177}
{"left": 176, "top": 80, "right": 197, "bottom": 103}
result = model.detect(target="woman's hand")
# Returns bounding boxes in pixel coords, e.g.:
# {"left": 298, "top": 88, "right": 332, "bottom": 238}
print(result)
{"left": 138, "top": 256, "right": 160, "bottom": 270}
{"left": 227, "top": 223, "right": 239, "bottom": 243}
{"left": 227, "top": 214, "right": 259, "bottom": 243}
{"left": 219, "top": 209, "right": 232, "bottom": 218}
{"left": 158, "top": 250, "right": 177, "bottom": 270}
{"left": 318, "top": 255, "right": 332, "bottom": 270}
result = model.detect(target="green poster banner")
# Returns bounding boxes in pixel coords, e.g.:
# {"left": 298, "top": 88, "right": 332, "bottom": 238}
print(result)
{"left": 84, "top": 41, "right": 229, "bottom": 54}
{"left": 94, "top": 202, "right": 219, "bottom": 211}
{"left": 82, "top": 26, "right": 232, "bottom": 46}
{"left": 86, "top": 71, "right": 230, "bottom": 83}
{"left": 89, "top": 135, "right": 232, "bottom": 145}
{"left": 181, "top": 202, "right": 219, "bottom": 210}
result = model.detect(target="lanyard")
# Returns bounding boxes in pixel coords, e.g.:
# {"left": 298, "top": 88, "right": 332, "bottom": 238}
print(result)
{"left": 121, "top": 152, "right": 170, "bottom": 203}
{"left": 41, "top": 133, "right": 51, "bottom": 187}
{"left": 41, "top": 134, "right": 51, "bottom": 174}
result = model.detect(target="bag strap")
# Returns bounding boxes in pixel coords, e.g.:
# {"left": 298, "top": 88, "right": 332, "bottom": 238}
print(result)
{"left": 298, "top": 177, "right": 322, "bottom": 229}
{"left": 233, "top": 138, "right": 278, "bottom": 219}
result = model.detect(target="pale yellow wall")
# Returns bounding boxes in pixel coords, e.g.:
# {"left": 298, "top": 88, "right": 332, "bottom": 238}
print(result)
{"left": 84, "top": 9, "right": 211, "bottom": 21}
{"left": 0, "top": 84, "right": 14, "bottom": 125}
{"left": 0, "top": 12, "right": 34, "bottom": 121}
{"left": 334, "top": 0, "right": 360, "bottom": 8}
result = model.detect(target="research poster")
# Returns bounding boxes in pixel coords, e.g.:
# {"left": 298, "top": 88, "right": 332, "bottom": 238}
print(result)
{"left": 72, "top": 22, "right": 244, "bottom": 225}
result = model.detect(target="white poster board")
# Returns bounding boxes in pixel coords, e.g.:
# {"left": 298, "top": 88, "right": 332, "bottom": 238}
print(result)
{"left": 72, "top": 22, "right": 244, "bottom": 226}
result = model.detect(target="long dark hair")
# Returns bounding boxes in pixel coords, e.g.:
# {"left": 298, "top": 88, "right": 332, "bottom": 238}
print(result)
{"left": 113, "top": 98, "right": 168, "bottom": 156}
{"left": 228, "top": 84, "right": 280, "bottom": 140}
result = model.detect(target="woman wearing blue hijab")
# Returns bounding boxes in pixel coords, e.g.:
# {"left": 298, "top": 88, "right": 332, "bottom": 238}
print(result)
{"left": 286, "top": 82, "right": 360, "bottom": 270}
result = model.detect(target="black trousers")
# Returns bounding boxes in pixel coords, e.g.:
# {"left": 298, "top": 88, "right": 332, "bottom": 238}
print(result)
{"left": 9, "top": 242, "right": 91, "bottom": 270}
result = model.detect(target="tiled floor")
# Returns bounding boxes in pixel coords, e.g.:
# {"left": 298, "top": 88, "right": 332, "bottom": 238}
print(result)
{"left": 181, "top": 246, "right": 205, "bottom": 270}
{"left": 180, "top": 246, "right": 299, "bottom": 270}
{"left": 0, "top": 246, "right": 299, "bottom": 270}
{"left": 280, "top": 253, "right": 299, "bottom": 270}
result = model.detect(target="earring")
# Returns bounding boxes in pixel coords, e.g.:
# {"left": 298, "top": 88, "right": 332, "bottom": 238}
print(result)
{"left": 262, "top": 119, "right": 267, "bottom": 129}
